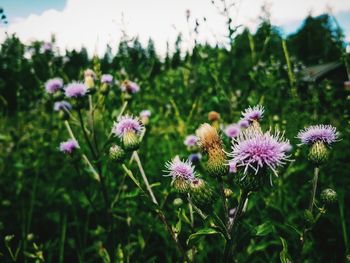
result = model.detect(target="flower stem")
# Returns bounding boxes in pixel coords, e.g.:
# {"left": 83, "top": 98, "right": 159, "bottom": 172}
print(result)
{"left": 309, "top": 166, "right": 319, "bottom": 213}
{"left": 77, "top": 108, "right": 97, "bottom": 160}
{"left": 224, "top": 190, "right": 249, "bottom": 263}
{"left": 133, "top": 151, "right": 158, "bottom": 205}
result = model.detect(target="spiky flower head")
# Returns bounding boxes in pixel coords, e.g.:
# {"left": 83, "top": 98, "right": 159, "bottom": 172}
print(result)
{"left": 189, "top": 178, "right": 216, "bottom": 212}
{"left": 184, "top": 135, "right": 199, "bottom": 147}
{"left": 229, "top": 128, "right": 291, "bottom": 190}
{"left": 224, "top": 124, "right": 240, "bottom": 138}
{"left": 208, "top": 111, "right": 220, "bottom": 122}
{"left": 109, "top": 144, "right": 125, "bottom": 162}
{"left": 65, "top": 82, "right": 88, "bottom": 98}
{"left": 297, "top": 125, "right": 339, "bottom": 145}
{"left": 242, "top": 105, "right": 264, "bottom": 123}
{"left": 297, "top": 125, "right": 339, "bottom": 165}
{"left": 59, "top": 139, "right": 79, "bottom": 155}
{"left": 196, "top": 123, "right": 228, "bottom": 177}
{"left": 139, "top": 110, "right": 151, "bottom": 125}
{"left": 111, "top": 115, "right": 143, "bottom": 150}
{"left": 238, "top": 119, "right": 249, "bottom": 128}
{"left": 101, "top": 74, "right": 113, "bottom": 84}
{"left": 45, "top": 78, "right": 63, "bottom": 94}
{"left": 320, "top": 188, "right": 337, "bottom": 205}
{"left": 120, "top": 80, "right": 140, "bottom": 94}
{"left": 165, "top": 157, "right": 197, "bottom": 193}
{"left": 54, "top": 101, "right": 72, "bottom": 112}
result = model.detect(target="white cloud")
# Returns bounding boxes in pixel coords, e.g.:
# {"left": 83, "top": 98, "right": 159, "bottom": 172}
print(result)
{"left": 0, "top": 0, "right": 349, "bottom": 56}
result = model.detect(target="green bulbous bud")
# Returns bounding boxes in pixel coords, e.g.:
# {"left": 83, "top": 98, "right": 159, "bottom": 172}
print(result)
{"left": 224, "top": 188, "right": 233, "bottom": 198}
{"left": 234, "top": 170, "right": 265, "bottom": 192}
{"left": 109, "top": 144, "right": 125, "bottom": 162}
{"left": 53, "top": 90, "right": 65, "bottom": 101}
{"left": 206, "top": 148, "right": 228, "bottom": 177}
{"left": 100, "top": 83, "right": 110, "bottom": 95}
{"left": 172, "top": 178, "right": 190, "bottom": 193}
{"left": 189, "top": 179, "right": 216, "bottom": 212}
{"left": 122, "top": 131, "right": 140, "bottom": 151}
{"left": 308, "top": 141, "right": 329, "bottom": 165}
{"left": 173, "top": 198, "right": 184, "bottom": 207}
{"left": 321, "top": 188, "right": 337, "bottom": 205}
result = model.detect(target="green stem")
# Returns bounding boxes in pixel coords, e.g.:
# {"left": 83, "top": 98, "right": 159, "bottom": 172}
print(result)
{"left": 58, "top": 212, "right": 67, "bottom": 263}
{"left": 77, "top": 108, "right": 97, "bottom": 160}
{"left": 309, "top": 167, "right": 319, "bottom": 213}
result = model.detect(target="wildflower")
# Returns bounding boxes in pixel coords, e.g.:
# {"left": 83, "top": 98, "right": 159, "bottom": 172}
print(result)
{"left": 101, "top": 74, "right": 113, "bottom": 84}
{"left": 84, "top": 69, "right": 96, "bottom": 90}
{"left": 109, "top": 144, "right": 125, "bottom": 162}
{"left": 242, "top": 105, "right": 264, "bottom": 123}
{"left": 208, "top": 111, "right": 220, "bottom": 122}
{"left": 189, "top": 178, "right": 216, "bottom": 212}
{"left": 45, "top": 78, "right": 63, "bottom": 94}
{"left": 228, "top": 161, "right": 237, "bottom": 174}
{"left": 65, "top": 82, "right": 88, "bottom": 98}
{"left": 229, "top": 128, "right": 291, "bottom": 190}
{"left": 120, "top": 80, "right": 140, "bottom": 94}
{"left": 297, "top": 125, "right": 339, "bottom": 164}
{"left": 54, "top": 101, "right": 72, "bottom": 112}
{"left": 164, "top": 157, "right": 196, "bottom": 192}
{"left": 140, "top": 110, "right": 151, "bottom": 125}
{"left": 111, "top": 115, "right": 144, "bottom": 150}
{"left": 184, "top": 135, "right": 198, "bottom": 147}
{"left": 224, "top": 124, "right": 240, "bottom": 138}
{"left": 238, "top": 119, "right": 249, "bottom": 129}
{"left": 54, "top": 100, "right": 72, "bottom": 120}
{"left": 188, "top": 153, "right": 202, "bottom": 164}
{"left": 196, "top": 123, "right": 228, "bottom": 177}
{"left": 59, "top": 139, "right": 79, "bottom": 155}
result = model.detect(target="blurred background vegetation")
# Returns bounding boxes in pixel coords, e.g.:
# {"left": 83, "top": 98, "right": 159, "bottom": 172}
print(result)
{"left": 0, "top": 11, "right": 349, "bottom": 262}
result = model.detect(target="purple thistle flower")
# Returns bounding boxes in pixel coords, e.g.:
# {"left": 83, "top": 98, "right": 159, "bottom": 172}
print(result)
{"left": 224, "top": 124, "right": 240, "bottom": 138}
{"left": 111, "top": 115, "right": 143, "bottom": 138}
{"left": 65, "top": 82, "right": 87, "bottom": 98}
{"left": 189, "top": 153, "right": 202, "bottom": 163}
{"left": 45, "top": 78, "right": 63, "bottom": 94}
{"left": 297, "top": 125, "right": 339, "bottom": 145}
{"left": 140, "top": 110, "right": 151, "bottom": 118}
{"left": 242, "top": 105, "right": 264, "bottom": 122}
{"left": 120, "top": 80, "right": 140, "bottom": 94}
{"left": 101, "top": 74, "right": 113, "bottom": 84}
{"left": 184, "top": 135, "right": 199, "bottom": 147}
{"left": 54, "top": 101, "right": 72, "bottom": 112}
{"left": 59, "top": 139, "right": 79, "bottom": 154}
{"left": 238, "top": 119, "right": 249, "bottom": 128}
{"left": 229, "top": 129, "right": 291, "bottom": 176}
{"left": 165, "top": 157, "right": 197, "bottom": 182}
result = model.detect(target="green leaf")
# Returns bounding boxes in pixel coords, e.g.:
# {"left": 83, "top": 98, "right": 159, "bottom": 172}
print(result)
{"left": 186, "top": 227, "right": 222, "bottom": 246}
{"left": 254, "top": 222, "right": 275, "bottom": 236}
{"left": 280, "top": 237, "right": 292, "bottom": 263}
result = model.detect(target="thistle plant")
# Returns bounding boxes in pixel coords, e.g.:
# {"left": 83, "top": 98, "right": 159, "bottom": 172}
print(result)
{"left": 164, "top": 105, "right": 292, "bottom": 262}
{"left": 297, "top": 124, "right": 339, "bottom": 259}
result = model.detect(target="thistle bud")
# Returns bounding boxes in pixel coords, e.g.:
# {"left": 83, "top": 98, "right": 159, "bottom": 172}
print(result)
{"left": 172, "top": 177, "right": 190, "bottom": 193}
{"left": 233, "top": 171, "right": 264, "bottom": 192}
{"left": 320, "top": 188, "right": 337, "bottom": 205}
{"left": 84, "top": 69, "right": 96, "bottom": 89}
{"left": 122, "top": 130, "right": 141, "bottom": 151}
{"left": 100, "top": 83, "right": 110, "bottom": 95}
{"left": 308, "top": 141, "right": 329, "bottom": 165}
{"left": 109, "top": 144, "right": 125, "bottom": 162}
{"left": 173, "top": 198, "right": 184, "bottom": 207}
{"left": 196, "top": 123, "right": 228, "bottom": 177}
{"left": 189, "top": 178, "right": 216, "bottom": 212}
{"left": 224, "top": 188, "right": 233, "bottom": 198}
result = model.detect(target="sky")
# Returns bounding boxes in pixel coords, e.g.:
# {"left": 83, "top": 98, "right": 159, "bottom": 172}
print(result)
{"left": 0, "top": 0, "right": 350, "bottom": 56}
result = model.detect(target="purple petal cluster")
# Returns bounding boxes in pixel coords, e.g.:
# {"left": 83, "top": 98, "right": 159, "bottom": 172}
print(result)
{"left": 140, "top": 110, "right": 151, "bottom": 118}
{"left": 165, "top": 157, "right": 197, "bottom": 182}
{"left": 65, "top": 82, "right": 87, "bottom": 98}
{"left": 241, "top": 105, "right": 264, "bottom": 122}
{"left": 297, "top": 125, "right": 339, "bottom": 145}
{"left": 120, "top": 80, "right": 140, "bottom": 94}
{"left": 111, "top": 115, "right": 143, "bottom": 138}
{"left": 238, "top": 119, "right": 249, "bottom": 128}
{"left": 188, "top": 153, "right": 202, "bottom": 163}
{"left": 54, "top": 101, "right": 72, "bottom": 112}
{"left": 229, "top": 129, "right": 291, "bottom": 176}
{"left": 101, "top": 74, "right": 113, "bottom": 84}
{"left": 45, "top": 78, "right": 63, "bottom": 94}
{"left": 59, "top": 139, "right": 79, "bottom": 154}
{"left": 184, "top": 135, "right": 199, "bottom": 146}
{"left": 224, "top": 124, "right": 240, "bottom": 138}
